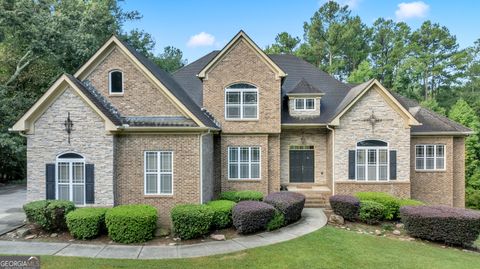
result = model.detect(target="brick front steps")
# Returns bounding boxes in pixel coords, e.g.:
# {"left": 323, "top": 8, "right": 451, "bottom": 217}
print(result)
{"left": 285, "top": 184, "right": 331, "bottom": 208}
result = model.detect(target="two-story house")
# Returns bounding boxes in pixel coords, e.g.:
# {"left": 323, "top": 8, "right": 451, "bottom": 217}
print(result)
{"left": 11, "top": 31, "right": 472, "bottom": 227}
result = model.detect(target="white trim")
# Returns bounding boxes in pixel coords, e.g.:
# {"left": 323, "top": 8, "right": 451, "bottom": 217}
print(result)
{"left": 293, "top": 98, "right": 316, "bottom": 111}
{"left": 354, "top": 140, "right": 390, "bottom": 181}
{"left": 227, "top": 146, "right": 261, "bottom": 180}
{"left": 415, "top": 144, "right": 446, "bottom": 171}
{"left": 108, "top": 69, "right": 124, "bottom": 95}
{"left": 144, "top": 151, "right": 174, "bottom": 195}
{"left": 55, "top": 153, "right": 86, "bottom": 205}
{"left": 225, "top": 85, "right": 259, "bottom": 120}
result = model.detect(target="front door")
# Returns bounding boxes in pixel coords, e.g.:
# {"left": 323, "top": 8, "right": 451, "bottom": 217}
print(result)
{"left": 289, "top": 146, "right": 314, "bottom": 183}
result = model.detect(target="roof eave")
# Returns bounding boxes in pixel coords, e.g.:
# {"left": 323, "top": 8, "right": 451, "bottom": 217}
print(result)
{"left": 411, "top": 131, "right": 474, "bottom": 136}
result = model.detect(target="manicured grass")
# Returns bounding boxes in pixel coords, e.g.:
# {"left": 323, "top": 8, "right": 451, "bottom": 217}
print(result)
{"left": 39, "top": 226, "right": 479, "bottom": 269}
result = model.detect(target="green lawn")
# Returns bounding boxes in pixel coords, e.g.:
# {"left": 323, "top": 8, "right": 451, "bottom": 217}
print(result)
{"left": 39, "top": 226, "right": 479, "bottom": 269}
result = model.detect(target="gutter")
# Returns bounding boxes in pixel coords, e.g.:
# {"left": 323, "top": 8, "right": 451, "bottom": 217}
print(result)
{"left": 114, "top": 126, "right": 219, "bottom": 133}
{"left": 326, "top": 124, "right": 335, "bottom": 195}
{"left": 199, "top": 129, "right": 211, "bottom": 204}
{"left": 411, "top": 131, "right": 474, "bottom": 136}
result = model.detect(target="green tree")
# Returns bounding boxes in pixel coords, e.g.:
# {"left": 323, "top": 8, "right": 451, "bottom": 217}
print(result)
{"left": 419, "top": 99, "right": 446, "bottom": 116}
{"left": 370, "top": 18, "right": 411, "bottom": 88}
{"left": 154, "top": 46, "right": 187, "bottom": 73}
{"left": 347, "top": 60, "right": 373, "bottom": 84}
{"left": 265, "top": 32, "right": 300, "bottom": 54}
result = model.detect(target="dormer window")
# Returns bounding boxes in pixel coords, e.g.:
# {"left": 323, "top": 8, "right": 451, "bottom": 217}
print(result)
{"left": 225, "top": 83, "right": 258, "bottom": 120}
{"left": 109, "top": 70, "right": 123, "bottom": 94}
{"left": 294, "top": 98, "right": 315, "bottom": 111}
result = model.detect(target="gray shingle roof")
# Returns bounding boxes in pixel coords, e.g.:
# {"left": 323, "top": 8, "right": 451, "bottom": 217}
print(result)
{"left": 122, "top": 116, "right": 197, "bottom": 127}
{"left": 287, "top": 78, "right": 324, "bottom": 95}
{"left": 117, "top": 38, "right": 218, "bottom": 129}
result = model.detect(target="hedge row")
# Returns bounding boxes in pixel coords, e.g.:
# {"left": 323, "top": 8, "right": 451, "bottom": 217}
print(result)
{"left": 218, "top": 191, "right": 263, "bottom": 202}
{"left": 66, "top": 208, "right": 108, "bottom": 239}
{"left": 105, "top": 204, "right": 157, "bottom": 243}
{"left": 23, "top": 200, "right": 75, "bottom": 231}
{"left": 263, "top": 192, "right": 305, "bottom": 224}
{"left": 401, "top": 206, "right": 480, "bottom": 247}
{"left": 233, "top": 201, "right": 276, "bottom": 234}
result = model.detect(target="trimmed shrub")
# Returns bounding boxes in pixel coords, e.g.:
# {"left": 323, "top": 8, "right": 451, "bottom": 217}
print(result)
{"left": 23, "top": 200, "right": 75, "bottom": 231}
{"left": 23, "top": 200, "right": 50, "bottom": 229}
{"left": 356, "top": 192, "right": 400, "bottom": 220}
{"left": 263, "top": 191, "right": 305, "bottom": 224}
{"left": 171, "top": 204, "right": 214, "bottom": 239}
{"left": 207, "top": 200, "right": 236, "bottom": 229}
{"left": 329, "top": 195, "right": 360, "bottom": 221}
{"left": 105, "top": 204, "right": 157, "bottom": 243}
{"left": 232, "top": 201, "right": 276, "bottom": 234}
{"left": 400, "top": 206, "right": 480, "bottom": 247}
{"left": 359, "top": 200, "right": 386, "bottom": 224}
{"left": 45, "top": 200, "right": 76, "bottom": 231}
{"left": 397, "top": 199, "right": 425, "bottom": 218}
{"left": 218, "top": 191, "right": 263, "bottom": 202}
{"left": 267, "top": 210, "right": 285, "bottom": 231}
{"left": 66, "top": 208, "right": 108, "bottom": 239}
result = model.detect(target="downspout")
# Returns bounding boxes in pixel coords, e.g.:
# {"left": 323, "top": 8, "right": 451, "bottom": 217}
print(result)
{"left": 199, "top": 129, "right": 211, "bottom": 204}
{"left": 326, "top": 125, "right": 335, "bottom": 195}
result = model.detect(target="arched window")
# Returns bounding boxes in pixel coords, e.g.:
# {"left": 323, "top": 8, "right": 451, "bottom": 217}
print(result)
{"left": 109, "top": 70, "right": 123, "bottom": 94}
{"left": 356, "top": 140, "right": 389, "bottom": 181}
{"left": 56, "top": 153, "right": 85, "bottom": 205}
{"left": 225, "top": 83, "right": 258, "bottom": 119}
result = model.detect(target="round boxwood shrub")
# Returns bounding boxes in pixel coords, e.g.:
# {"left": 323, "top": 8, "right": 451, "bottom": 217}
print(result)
{"left": 66, "top": 207, "right": 108, "bottom": 239}
{"left": 232, "top": 201, "right": 276, "bottom": 234}
{"left": 356, "top": 192, "right": 400, "bottom": 220}
{"left": 23, "top": 200, "right": 51, "bottom": 229}
{"left": 400, "top": 205, "right": 480, "bottom": 247}
{"left": 329, "top": 195, "right": 360, "bottom": 221}
{"left": 105, "top": 204, "right": 157, "bottom": 243}
{"left": 218, "top": 191, "right": 263, "bottom": 202}
{"left": 171, "top": 204, "right": 214, "bottom": 239}
{"left": 207, "top": 200, "right": 236, "bottom": 229}
{"left": 267, "top": 210, "right": 285, "bottom": 231}
{"left": 263, "top": 191, "right": 305, "bottom": 224}
{"left": 23, "top": 200, "right": 75, "bottom": 231}
{"left": 46, "top": 200, "right": 76, "bottom": 231}
{"left": 359, "top": 200, "right": 386, "bottom": 225}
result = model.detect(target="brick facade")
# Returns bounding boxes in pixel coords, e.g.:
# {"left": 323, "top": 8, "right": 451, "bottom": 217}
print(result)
{"left": 114, "top": 134, "right": 202, "bottom": 227}
{"left": 335, "top": 181, "right": 411, "bottom": 198}
{"left": 86, "top": 48, "right": 186, "bottom": 117}
{"left": 26, "top": 87, "right": 114, "bottom": 205}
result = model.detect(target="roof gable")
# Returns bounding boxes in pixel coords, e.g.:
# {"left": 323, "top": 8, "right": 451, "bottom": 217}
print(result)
{"left": 287, "top": 78, "right": 324, "bottom": 96}
{"left": 197, "top": 31, "right": 286, "bottom": 80}
{"left": 10, "top": 74, "right": 119, "bottom": 134}
{"left": 330, "top": 79, "right": 421, "bottom": 127}
{"left": 74, "top": 35, "right": 218, "bottom": 129}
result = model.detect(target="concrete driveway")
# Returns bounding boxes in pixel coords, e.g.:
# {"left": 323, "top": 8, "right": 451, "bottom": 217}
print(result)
{"left": 0, "top": 185, "right": 26, "bottom": 235}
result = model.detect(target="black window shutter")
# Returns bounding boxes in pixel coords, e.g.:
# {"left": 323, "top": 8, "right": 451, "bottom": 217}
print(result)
{"left": 85, "top": 164, "right": 95, "bottom": 204}
{"left": 390, "top": 150, "right": 397, "bottom": 180}
{"left": 46, "top": 163, "right": 55, "bottom": 200}
{"left": 348, "top": 150, "right": 355, "bottom": 180}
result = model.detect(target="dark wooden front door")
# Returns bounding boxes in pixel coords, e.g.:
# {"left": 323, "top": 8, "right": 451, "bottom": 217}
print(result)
{"left": 289, "top": 149, "right": 314, "bottom": 183}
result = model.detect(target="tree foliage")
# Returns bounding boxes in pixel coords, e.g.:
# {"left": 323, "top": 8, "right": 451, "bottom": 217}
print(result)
{"left": 265, "top": 32, "right": 300, "bottom": 54}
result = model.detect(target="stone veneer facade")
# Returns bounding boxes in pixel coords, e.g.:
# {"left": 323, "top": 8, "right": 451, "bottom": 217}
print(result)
{"left": 26, "top": 87, "right": 114, "bottom": 205}
{"left": 334, "top": 86, "right": 411, "bottom": 197}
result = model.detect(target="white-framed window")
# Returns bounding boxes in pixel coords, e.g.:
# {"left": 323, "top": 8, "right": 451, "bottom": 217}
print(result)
{"left": 144, "top": 151, "right": 173, "bottom": 195}
{"left": 294, "top": 98, "right": 315, "bottom": 111}
{"left": 356, "top": 140, "right": 389, "bottom": 181}
{"left": 228, "top": 147, "right": 261, "bottom": 179}
{"left": 56, "top": 153, "right": 85, "bottom": 205}
{"left": 415, "top": 144, "right": 445, "bottom": 171}
{"left": 225, "top": 83, "right": 258, "bottom": 119}
{"left": 109, "top": 70, "right": 124, "bottom": 94}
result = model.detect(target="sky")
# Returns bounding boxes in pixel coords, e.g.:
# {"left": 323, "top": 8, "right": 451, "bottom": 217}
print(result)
{"left": 120, "top": 0, "right": 480, "bottom": 63}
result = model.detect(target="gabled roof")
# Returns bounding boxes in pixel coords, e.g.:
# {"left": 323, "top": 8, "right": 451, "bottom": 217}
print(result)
{"left": 197, "top": 30, "right": 286, "bottom": 79}
{"left": 10, "top": 74, "right": 120, "bottom": 133}
{"left": 74, "top": 35, "right": 219, "bottom": 129}
{"left": 287, "top": 78, "right": 325, "bottom": 96}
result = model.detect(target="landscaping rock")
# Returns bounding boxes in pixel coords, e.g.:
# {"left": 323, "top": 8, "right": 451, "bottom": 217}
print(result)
{"left": 168, "top": 243, "right": 177, "bottom": 246}
{"left": 210, "top": 234, "right": 226, "bottom": 241}
{"left": 173, "top": 237, "right": 180, "bottom": 241}
{"left": 395, "top": 223, "right": 404, "bottom": 229}
{"left": 393, "top": 230, "right": 401, "bottom": 235}
{"left": 328, "top": 214, "right": 345, "bottom": 225}
{"left": 6, "top": 232, "right": 16, "bottom": 239}
{"left": 16, "top": 227, "right": 31, "bottom": 237}
{"left": 50, "top": 233, "right": 58, "bottom": 237}
{"left": 25, "top": 235, "right": 36, "bottom": 240}
{"left": 375, "top": 230, "right": 382, "bottom": 236}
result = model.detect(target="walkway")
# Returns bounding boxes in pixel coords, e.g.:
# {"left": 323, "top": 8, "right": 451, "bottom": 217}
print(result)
{"left": 0, "top": 208, "right": 326, "bottom": 259}
{"left": 0, "top": 185, "right": 26, "bottom": 235}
